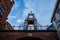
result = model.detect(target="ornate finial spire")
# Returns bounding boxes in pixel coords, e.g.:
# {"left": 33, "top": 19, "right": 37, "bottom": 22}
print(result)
{"left": 28, "top": 11, "right": 34, "bottom": 15}
{"left": 30, "top": 11, "right": 33, "bottom": 14}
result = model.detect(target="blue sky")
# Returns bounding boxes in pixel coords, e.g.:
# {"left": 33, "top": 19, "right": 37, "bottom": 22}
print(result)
{"left": 7, "top": 0, "right": 57, "bottom": 26}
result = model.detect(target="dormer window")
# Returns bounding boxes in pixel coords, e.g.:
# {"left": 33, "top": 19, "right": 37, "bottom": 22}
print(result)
{"left": 0, "top": 5, "right": 5, "bottom": 18}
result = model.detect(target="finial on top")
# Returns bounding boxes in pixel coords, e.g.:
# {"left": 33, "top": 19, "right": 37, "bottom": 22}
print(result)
{"left": 28, "top": 11, "right": 34, "bottom": 15}
{"left": 29, "top": 11, "right": 34, "bottom": 14}
{"left": 30, "top": 11, "right": 32, "bottom": 14}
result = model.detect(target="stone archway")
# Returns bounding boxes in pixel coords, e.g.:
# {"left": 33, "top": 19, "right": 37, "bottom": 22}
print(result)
{"left": 17, "top": 37, "right": 43, "bottom": 40}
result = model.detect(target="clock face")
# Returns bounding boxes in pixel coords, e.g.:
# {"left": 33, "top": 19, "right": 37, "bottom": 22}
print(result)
{"left": 0, "top": 5, "right": 5, "bottom": 16}
{"left": 29, "top": 16, "right": 33, "bottom": 18}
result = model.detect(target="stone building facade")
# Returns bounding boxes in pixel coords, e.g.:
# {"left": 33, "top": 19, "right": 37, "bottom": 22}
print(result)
{"left": 0, "top": 0, "right": 14, "bottom": 30}
{"left": 51, "top": 0, "right": 60, "bottom": 39}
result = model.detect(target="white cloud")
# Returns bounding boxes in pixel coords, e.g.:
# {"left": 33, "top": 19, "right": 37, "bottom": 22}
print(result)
{"left": 8, "top": 15, "right": 16, "bottom": 19}
{"left": 17, "top": 19, "right": 23, "bottom": 23}
{"left": 24, "top": 0, "right": 36, "bottom": 8}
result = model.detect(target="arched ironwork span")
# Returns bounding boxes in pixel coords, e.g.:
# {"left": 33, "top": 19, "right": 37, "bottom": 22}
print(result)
{"left": 17, "top": 37, "right": 43, "bottom": 40}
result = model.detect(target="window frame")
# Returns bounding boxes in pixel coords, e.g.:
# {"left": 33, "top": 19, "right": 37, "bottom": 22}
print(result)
{"left": 0, "top": 5, "right": 5, "bottom": 18}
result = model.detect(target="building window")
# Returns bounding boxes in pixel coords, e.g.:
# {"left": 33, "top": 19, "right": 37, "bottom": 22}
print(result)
{"left": 54, "top": 17, "right": 56, "bottom": 21}
{"left": 0, "top": 5, "right": 5, "bottom": 18}
{"left": 57, "top": 24, "right": 60, "bottom": 29}
{"left": 57, "top": 8, "right": 60, "bottom": 15}
{"left": 56, "top": 8, "right": 60, "bottom": 22}
{"left": 54, "top": 19, "right": 58, "bottom": 25}
{"left": 58, "top": 20, "right": 60, "bottom": 22}
{"left": 54, "top": 17, "right": 58, "bottom": 25}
